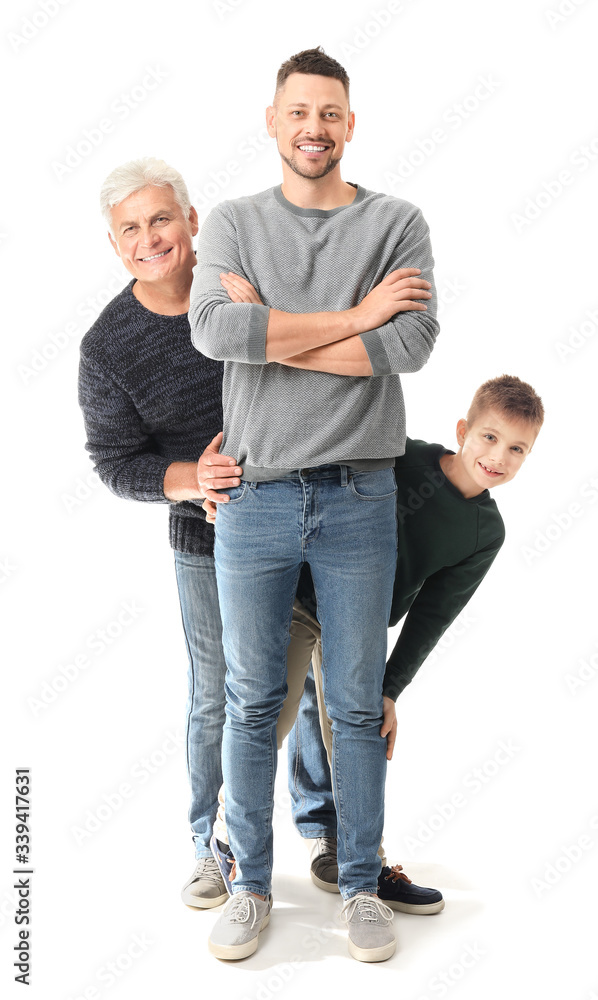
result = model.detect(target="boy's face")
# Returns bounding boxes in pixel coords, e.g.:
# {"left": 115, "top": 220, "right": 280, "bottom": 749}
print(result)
{"left": 456, "top": 409, "right": 537, "bottom": 493}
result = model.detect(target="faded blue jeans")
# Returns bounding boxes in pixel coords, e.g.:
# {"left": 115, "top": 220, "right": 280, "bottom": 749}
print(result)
{"left": 174, "top": 551, "right": 228, "bottom": 860}
{"left": 215, "top": 465, "right": 397, "bottom": 900}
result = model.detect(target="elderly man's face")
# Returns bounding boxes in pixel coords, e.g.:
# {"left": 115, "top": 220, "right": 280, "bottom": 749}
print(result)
{"left": 109, "top": 185, "right": 198, "bottom": 287}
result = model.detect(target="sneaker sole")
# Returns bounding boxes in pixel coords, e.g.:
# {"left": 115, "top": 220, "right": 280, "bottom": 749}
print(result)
{"left": 310, "top": 870, "right": 340, "bottom": 894}
{"left": 348, "top": 935, "right": 396, "bottom": 963}
{"left": 181, "top": 888, "right": 229, "bottom": 909}
{"left": 383, "top": 897, "right": 445, "bottom": 915}
{"left": 208, "top": 913, "right": 270, "bottom": 960}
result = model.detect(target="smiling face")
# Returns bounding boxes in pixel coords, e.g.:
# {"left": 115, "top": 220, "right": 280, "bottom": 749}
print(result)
{"left": 440, "top": 408, "right": 538, "bottom": 500}
{"left": 266, "top": 72, "right": 354, "bottom": 181}
{"left": 108, "top": 184, "right": 198, "bottom": 289}
{"left": 450, "top": 409, "right": 537, "bottom": 496}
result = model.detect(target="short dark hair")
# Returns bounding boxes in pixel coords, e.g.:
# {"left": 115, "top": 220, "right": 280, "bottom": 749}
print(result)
{"left": 275, "top": 46, "right": 350, "bottom": 101}
{"left": 467, "top": 374, "right": 545, "bottom": 432}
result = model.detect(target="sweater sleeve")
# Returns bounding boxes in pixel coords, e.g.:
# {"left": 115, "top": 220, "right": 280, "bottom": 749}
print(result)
{"left": 359, "top": 207, "right": 439, "bottom": 376}
{"left": 383, "top": 537, "right": 504, "bottom": 700}
{"left": 189, "top": 203, "right": 270, "bottom": 363}
{"left": 78, "top": 351, "right": 172, "bottom": 504}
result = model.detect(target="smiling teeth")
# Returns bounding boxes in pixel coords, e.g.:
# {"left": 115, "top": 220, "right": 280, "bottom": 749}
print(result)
{"left": 481, "top": 463, "right": 502, "bottom": 474}
{"left": 299, "top": 145, "right": 327, "bottom": 152}
{"left": 141, "top": 249, "right": 170, "bottom": 261}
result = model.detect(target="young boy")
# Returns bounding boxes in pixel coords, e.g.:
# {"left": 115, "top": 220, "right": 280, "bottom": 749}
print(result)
{"left": 208, "top": 374, "right": 544, "bottom": 917}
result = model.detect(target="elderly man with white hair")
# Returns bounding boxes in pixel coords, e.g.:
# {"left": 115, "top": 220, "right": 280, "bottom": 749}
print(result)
{"left": 78, "top": 157, "right": 240, "bottom": 908}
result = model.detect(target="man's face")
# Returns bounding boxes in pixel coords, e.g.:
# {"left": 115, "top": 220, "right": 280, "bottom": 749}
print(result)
{"left": 108, "top": 185, "right": 198, "bottom": 286}
{"left": 457, "top": 409, "right": 537, "bottom": 492}
{"left": 266, "top": 73, "right": 354, "bottom": 181}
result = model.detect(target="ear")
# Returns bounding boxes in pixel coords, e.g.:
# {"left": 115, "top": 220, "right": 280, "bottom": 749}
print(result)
{"left": 345, "top": 109, "right": 356, "bottom": 143}
{"left": 189, "top": 206, "right": 199, "bottom": 237}
{"left": 266, "top": 104, "right": 276, "bottom": 138}
{"left": 456, "top": 418, "right": 468, "bottom": 447}
{"left": 108, "top": 231, "right": 120, "bottom": 257}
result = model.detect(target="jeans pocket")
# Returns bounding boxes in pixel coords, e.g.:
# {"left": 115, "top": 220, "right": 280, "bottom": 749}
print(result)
{"left": 219, "top": 481, "right": 249, "bottom": 505}
{"left": 349, "top": 468, "right": 397, "bottom": 501}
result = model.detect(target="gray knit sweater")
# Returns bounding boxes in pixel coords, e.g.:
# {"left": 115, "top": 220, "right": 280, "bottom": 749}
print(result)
{"left": 189, "top": 184, "right": 439, "bottom": 479}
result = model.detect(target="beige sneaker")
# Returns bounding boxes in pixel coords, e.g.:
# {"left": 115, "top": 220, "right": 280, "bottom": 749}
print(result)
{"left": 181, "top": 857, "right": 228, "bottom": 908}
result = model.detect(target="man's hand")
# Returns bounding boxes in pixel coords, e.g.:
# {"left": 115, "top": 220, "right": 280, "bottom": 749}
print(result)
{"left": 220, "top": 272, "right": 264, "bottom": 304}
{"left": 380, "top": 695, "right": 397, "bottom": 761}
{"left": 197, "top": 431, "right": 243, "bottom": 504}
{"left": 352, "top": 268, "right": 432, "bottom": 332}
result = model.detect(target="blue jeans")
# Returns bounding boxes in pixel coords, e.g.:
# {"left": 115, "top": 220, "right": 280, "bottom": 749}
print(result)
{"left": 215, "top": 465, "right": 397, "bottom": 899}
{"left": 288, "top": 664, "right": 336, "bottom": 838}
{"left": 174, "top": 551, "right": 228, "bottom": 860}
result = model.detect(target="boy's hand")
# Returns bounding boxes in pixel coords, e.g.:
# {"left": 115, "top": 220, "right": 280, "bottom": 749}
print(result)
{"left": 220, "top": 272, "right": 264, "bottom": 305}
{"left": 202, "top": 499, "right": 218, "bottom": 524}
{"left": 197, "top": 431, "right": 243, "bottom": 503}
{"left": 380, "top": 696, "right": 397, "bottom": 761}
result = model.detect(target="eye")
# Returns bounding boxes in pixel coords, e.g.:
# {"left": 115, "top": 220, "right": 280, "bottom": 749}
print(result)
{"left": 484, "top": 433, "right": 496, "bottom": 441}
{"left": 122, "top": 226, "right": 137, "bottom": 237}
{"left": 154, "top": 216, "right": 170, "bottom": 227}
{"left": 325, "top": 112, "right": 339, "bottom": 118}
{"left": 511, "top": 446, "right": 523, "bottom": 454}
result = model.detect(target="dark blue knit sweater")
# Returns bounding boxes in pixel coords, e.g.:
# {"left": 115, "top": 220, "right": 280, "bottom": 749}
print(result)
{"left": 78, "top": 280, "right": 223, "bottom": 556}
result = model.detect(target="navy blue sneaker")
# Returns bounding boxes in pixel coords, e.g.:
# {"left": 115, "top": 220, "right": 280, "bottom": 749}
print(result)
{"left": 210, "top": 834, "right": 236, "bottom": 896}
{"left": 377, "top": 865, "right": 445, "bottom": 914}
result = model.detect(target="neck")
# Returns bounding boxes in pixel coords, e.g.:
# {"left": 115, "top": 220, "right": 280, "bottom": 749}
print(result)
{"left": 280, "top": 164, "right": 357, "bottom": 211}
{"left": 439, "top": 453, "right": 484, "bottom": 500}
{"left": 132, "top": 271, "right": 192, "bottom": 315}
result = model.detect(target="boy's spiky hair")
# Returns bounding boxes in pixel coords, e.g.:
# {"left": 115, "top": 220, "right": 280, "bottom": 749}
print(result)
{"left": 467, "top": 375, "right": 544, "bottom": 431}
{"left": 275, "top": 46, "right": 350, "bottom": 101}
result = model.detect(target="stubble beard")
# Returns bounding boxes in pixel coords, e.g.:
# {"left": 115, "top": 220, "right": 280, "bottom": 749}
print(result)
{"left": 279, "top": 148, "right": 341, "bottom": 180}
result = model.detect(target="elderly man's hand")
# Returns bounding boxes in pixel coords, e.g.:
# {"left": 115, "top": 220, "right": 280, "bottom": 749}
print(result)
{"left": 197, "top": 432, "right": 243, "bottom": 503}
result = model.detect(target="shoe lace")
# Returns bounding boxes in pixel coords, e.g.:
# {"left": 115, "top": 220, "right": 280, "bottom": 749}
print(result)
{"left": 315, "top": 837, "right": 337, "bottom": 861}
{"left": 227, "top": 894, "right": 259, "bottom": 927}
{"left": 191, "top": 857, "right": 222, "bottom": 886}
{"left": 384, "top": 864, "right": 412, "bottom": 885}
{"left": 340, "top": 893, "right": 394, "bottom": 924}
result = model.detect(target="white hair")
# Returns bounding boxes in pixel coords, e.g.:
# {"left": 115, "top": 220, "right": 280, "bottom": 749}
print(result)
{"left": 100, "top": 157, "right": 191, "bottom": 232}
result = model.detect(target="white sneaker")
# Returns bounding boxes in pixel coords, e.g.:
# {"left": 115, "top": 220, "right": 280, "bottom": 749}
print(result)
{"left": 341, "top": 893, "right": 396, "bottom": 962}
{"left": 181, "top": 857, "right": 228, "bottom": 908}
{"left": 208, "top": 891, "right": 272, "bottom": 960}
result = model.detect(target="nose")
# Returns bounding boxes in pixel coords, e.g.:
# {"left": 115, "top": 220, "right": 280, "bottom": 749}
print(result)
{"left": 139, "top": 225, "right": 160, "bottom": 247}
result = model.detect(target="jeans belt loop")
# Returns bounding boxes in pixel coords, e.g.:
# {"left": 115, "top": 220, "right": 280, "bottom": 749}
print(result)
{"left": 340, "top": 465, "right": 348, "bottom": 487}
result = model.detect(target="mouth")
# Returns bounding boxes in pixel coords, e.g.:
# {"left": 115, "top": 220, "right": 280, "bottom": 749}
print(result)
{"left": 138, "top": 248, "right": 172, "bottom": 262}
{"left": 478, "top": 461, "right": 504, "bottom": 478}
{"left": 296, "top": 142, "right": 331, "bottom": 158}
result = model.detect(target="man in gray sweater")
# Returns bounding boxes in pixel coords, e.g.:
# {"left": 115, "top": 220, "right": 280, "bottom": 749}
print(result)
{"left": 190, "top": 47, "right": 439, "bottom": 963}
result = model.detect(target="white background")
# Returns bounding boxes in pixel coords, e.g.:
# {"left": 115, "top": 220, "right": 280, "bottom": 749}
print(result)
{"left": 2, "top": 0, "right": 597, "bottom": 996}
